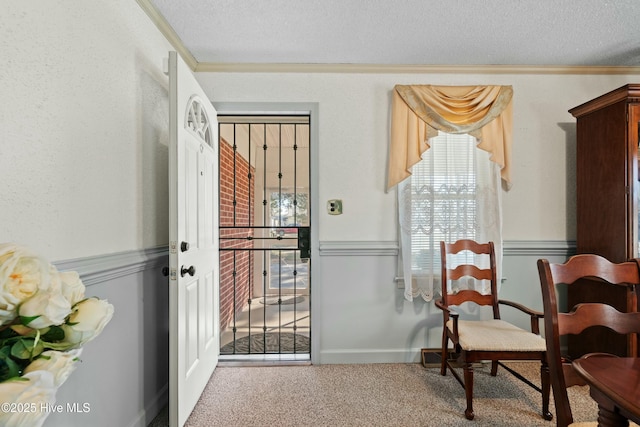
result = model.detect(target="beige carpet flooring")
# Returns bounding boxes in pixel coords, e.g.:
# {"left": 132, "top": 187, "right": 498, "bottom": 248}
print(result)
{"left": 149, "top": 361, "right": 598, "bottom": 426}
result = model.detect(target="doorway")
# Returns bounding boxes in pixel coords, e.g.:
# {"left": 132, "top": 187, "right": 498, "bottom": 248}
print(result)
{"left": 218, "top": 114, "right": 311, "bottom": 361}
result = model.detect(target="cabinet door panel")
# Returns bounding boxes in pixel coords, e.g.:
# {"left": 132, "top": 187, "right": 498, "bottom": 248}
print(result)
{"left": 575, "top": 100, "right": 628, "bottom": 262}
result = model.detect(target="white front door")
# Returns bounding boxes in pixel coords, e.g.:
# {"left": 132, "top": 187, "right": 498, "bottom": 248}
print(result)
{"left": 167, "top": 51, "right": 219, "bottom": 427}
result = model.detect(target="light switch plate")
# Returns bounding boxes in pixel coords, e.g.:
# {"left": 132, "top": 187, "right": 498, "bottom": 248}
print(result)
{"left": 327, "top": 199, "right": 343, "bottom": 215}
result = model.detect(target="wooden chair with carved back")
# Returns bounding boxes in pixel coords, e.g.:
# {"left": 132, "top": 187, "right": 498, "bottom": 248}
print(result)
{"left": 537, "top": 254, "right": 640, "bottom": 427}
{"left": 435, "top": 239, "right": 552, "bottom": 421}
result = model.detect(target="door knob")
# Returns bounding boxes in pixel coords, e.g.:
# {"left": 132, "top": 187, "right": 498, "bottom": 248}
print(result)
{"left": 162, "top": 267, "right": 169, "bottom": 277}
{"left": 181, "top": 265, "right": 196, "bottom": 277}
{"left": 181, "top": 241, "right": 190, "bottom": 252}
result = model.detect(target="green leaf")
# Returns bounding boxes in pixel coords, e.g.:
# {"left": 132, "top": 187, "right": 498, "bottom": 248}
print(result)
{"left": 0, "top": 356, "right": 21, "bottom": 382}
{"left": 11, "top": 338, "right": 44, "bottom": 360}
{"left": 0, "top": 336, "right": 24, "bottom": 350}
{"left": 19, "top": 315, "right": 40, "bottom": 327}
{"left": 41, "top": 325, "right": 64, "bottom": 342}
{"left": 0, "top": 345, "right": 10, "bottom": 357}
{"left": 11, "top": 339, "right": 32, "bottom": 359}
{"left": 0, "top": 327, "right": 18, "bottom": 339}
{"left": 40, "top": 341, "right": 74, "bottom": 351}
{"left": 0, "top": 359, "right": 11, "bottom": 382}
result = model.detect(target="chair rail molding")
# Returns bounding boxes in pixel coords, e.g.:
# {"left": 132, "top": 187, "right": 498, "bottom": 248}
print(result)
{"left": 53, "top": 246, "right": 169, "bottom": 287}
{"left": 503, "top": 240, "right": 576, "bottom": 257}
{"left": 319, "top": 241, "right": 399, "bottom": 256}
{"left": 319, "top": 240, "right": 575, "bottom": 258}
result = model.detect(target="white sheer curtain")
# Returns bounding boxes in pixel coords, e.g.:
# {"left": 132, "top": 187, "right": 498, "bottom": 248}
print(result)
{"left": 398, "top": 132, "right": 502, "bottom": 302}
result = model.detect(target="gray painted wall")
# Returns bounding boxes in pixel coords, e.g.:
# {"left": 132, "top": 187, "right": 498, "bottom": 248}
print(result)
{"left": 48, "top": 250, "right": 169, "bottom": 427}
{"left": 317, "top": 240, "right": 573, "bottom": 364}
{"left": 41, "top": 241, "right": 569, "bottom": 426}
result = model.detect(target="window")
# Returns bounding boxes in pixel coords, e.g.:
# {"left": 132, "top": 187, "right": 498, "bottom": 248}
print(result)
{"left": 398, "top": 132, "right": 502, "bottom": 301}
{"left": 269, "top": 191, "right": 309, "bottom": 231}
{"left": 409, "top": 132, "right": 478, "bottom": 271}
{"left": 268, "top": 190, "right": 309, "bottom": 291}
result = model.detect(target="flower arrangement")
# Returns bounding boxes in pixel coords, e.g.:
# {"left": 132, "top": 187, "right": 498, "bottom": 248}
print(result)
{"left": 0, "top": 243, "right": 114, "bottom": 427}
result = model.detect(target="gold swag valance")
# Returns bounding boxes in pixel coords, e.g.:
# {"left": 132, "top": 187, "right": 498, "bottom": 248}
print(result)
{"left": 387, "top": 85, "right": 513, "bottom": 190}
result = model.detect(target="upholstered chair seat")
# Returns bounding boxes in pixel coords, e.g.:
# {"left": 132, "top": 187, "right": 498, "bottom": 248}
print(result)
{"left": 447, "top": 319, "right": 547, "bottom": 352}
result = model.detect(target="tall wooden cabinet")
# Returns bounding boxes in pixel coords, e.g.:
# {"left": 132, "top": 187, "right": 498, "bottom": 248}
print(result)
{"left": 568, "top": 84, "right": 640, "bottom": 358}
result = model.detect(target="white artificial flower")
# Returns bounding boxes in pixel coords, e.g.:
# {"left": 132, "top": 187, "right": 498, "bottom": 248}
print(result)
{"left": 56, "top": 270, "right": 85, "bottom": 306}
{"left": 18, "top": 290, "right": 72, "bottom": 330}
{"left": 61, "top": 297, "right": 114, "bottom": 348}
{"left": 0, "top": 244, "right": 52, "bottom": 325}
{"left": 24, "top": 349, "right": 82, "bottom": 387}
{"left": 0, "top": 370, "right": 57, "bottom": 427}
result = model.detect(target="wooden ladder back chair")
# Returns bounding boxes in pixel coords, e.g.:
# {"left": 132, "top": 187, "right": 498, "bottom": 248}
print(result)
{"left": 538, "top": 254, "right": 640, "bottom": 427}
{"left": 435, "top": 239, "right": 552, "bottom": 421}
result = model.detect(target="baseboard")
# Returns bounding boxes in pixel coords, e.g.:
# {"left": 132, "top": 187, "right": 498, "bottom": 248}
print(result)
{"left": 128, "top": 383, "right": 168, "bottom": 427}
{"left": 317, "top": 348, "right": 467, "bottom": 366}
{"left": 318, "top": 349, "right": 422, "bottom": 364}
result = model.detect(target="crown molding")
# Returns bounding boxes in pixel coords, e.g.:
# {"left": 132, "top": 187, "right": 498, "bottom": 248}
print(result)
{"left": 136, "top": 1, "right": 640, "bottom": 76}
{"left": 194, "top": 62, "right": 640, "bottom": 75}
{"left": 135, "top": 0, "right": 197, "bottom": 70}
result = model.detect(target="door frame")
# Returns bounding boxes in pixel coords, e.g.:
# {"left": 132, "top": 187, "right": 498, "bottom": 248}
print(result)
{"left": 214, "top": 102, "right": 320, "bottom": 364}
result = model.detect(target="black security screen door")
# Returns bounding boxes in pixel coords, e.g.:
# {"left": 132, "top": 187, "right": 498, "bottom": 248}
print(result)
{"left": 218, "top": 115, "right": 310, "bottom": 359}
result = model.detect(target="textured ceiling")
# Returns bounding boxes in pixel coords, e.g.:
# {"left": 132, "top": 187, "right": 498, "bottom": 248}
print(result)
{"left": 148, "top": 0, "right": 640, "bottom": 67}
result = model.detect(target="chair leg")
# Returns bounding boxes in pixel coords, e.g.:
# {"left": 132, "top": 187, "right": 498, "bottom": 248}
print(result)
{"left": 463, "top": 362, "right": 475, "bottom": 420}
{"left": 541, "top": 361, "right": 553, "bottom": 421}
{"left": 440, "top": 332, "right": 449, "bottom": 376}
{"left": 490, "top": 360, "right": 498, "bottom": 376}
